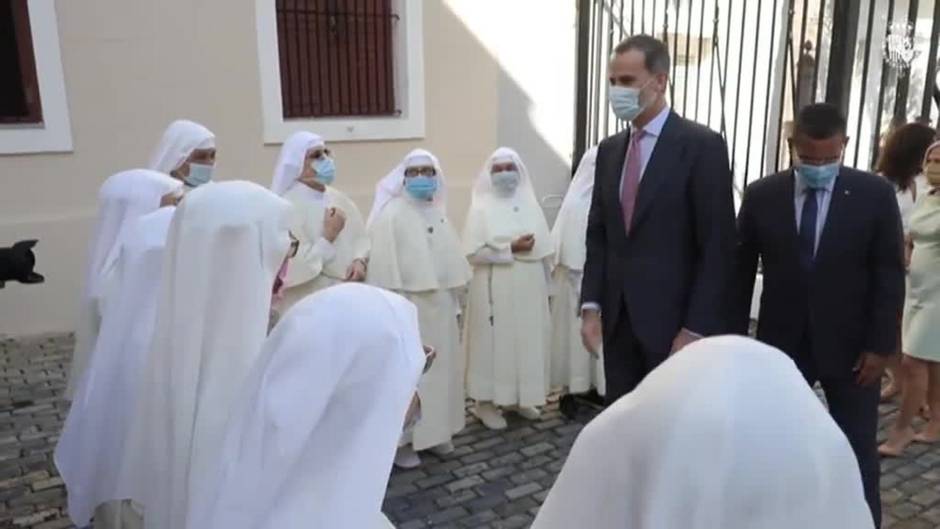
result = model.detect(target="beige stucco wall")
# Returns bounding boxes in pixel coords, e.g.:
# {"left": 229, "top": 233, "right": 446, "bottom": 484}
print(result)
{"left": 0, "top": 0, "right": 575, "bottom": 336}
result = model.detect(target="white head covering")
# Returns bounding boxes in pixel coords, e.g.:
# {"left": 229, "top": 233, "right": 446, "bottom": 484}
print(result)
{"left": 463, "top": 147, "right": 553, "bottom": 260}
{"left": 551, "top": 147, "right": 597, "bottom": 270}
{"left": 368, "top": 149, "right": 447, "bottom": 226}
{"left": 532, "top": 336, "right": 875, "bottom": 529}
{"left": 148, "top": 119, "right": 216, "bottom": 174}
{"left": 270, "top": 131, "right": 326, "bottom": 195}
{"left": 191, "top": 283, "right": 424, "bottom": 529}
{"left": 120, "top": 181, "right": 291, "bottom": 529}
{"left": 67, "top": 169, "right": 183, "bottom": 400}
{"left": 56, "top": 206, "right": 177, "bottom": 526}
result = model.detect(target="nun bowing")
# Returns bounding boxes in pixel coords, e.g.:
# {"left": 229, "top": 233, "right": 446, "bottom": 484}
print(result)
{"left": 66, "top": 170, "right": 186, "bottom": 399}
{"left": 119, "top": 181, "right": 292, "bottom": 529}
{"left": 366, "top": 149, "right": 472, "bottom": 468}
{"left": 532, "top": 336, "right": 876, "bottom": 529}
{"left": 463, "top": 147, "right": 553, "bottom": 430}
{"left": 271, "top": 131, "right": 370, "bottom": 312}
{"left": 149, "top": 119, "right": 216, "bottom": 188}
{"left": 188, "top": 284, "right": 424, "bottom": 529}
{"left": 549, "top": 147, "right": 605, "bottom": 398}
{"left": 55, "top": 173, "right": 183, "bottom": 529}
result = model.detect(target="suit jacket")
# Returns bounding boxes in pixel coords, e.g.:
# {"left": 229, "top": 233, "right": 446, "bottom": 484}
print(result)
{"left": 581, "top": 111, "right": 736, "bottom": 359}
{"left": 733, "top": 167, "right": 905, "bottom": 376}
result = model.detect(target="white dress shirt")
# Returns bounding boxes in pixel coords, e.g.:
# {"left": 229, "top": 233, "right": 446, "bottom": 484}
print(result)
{"left": 793, "top": 169, "right": 838, "bottom": 255}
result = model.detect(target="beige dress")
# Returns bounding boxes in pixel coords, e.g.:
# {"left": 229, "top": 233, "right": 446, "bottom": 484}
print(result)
{"left": 278, "top": 184, "right": 369, "bottom": 311}
{"left": 903, "top": 193, "right": 940, "bottom": 362}
{"left": 367, "top": 196, "right": 472, "bottom": 450}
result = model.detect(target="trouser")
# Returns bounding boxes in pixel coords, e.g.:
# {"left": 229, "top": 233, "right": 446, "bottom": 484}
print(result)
{"left": 602, "top": 299, "right": 664, "bottom": 404}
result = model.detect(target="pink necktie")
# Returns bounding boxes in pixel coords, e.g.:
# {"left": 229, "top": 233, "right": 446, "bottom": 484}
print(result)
{"left": 621, "top": 129, "right": 644, "bottom": 232}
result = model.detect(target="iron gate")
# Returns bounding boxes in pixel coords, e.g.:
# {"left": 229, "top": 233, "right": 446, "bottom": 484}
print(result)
{"left": 574, "top": 0, "right": 940, "bottom": 194}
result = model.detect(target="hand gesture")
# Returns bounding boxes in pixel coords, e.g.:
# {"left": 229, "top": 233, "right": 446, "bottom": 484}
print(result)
{"left": 322, "top": 207, "right": 347, "bottom": 242}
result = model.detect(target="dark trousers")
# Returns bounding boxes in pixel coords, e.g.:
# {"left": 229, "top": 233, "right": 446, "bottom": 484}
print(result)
{"left": 602, "top": 299, "right": 664, "bottom": 404}
{"left": 794, "top": 337, "right": 882, "bottom": 528}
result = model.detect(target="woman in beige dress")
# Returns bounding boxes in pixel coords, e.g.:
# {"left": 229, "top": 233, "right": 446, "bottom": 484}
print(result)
{"left": 880, "top": 140, "right": 940, "bottom": 456}
{"left": 366, "top": 149, "right": 472, "bottom": 467}
{"left": 463, "top": 147, "right": 553, "bottom": 430}
{"left": 271, "top": 131, "right": 369, "bottom": 313}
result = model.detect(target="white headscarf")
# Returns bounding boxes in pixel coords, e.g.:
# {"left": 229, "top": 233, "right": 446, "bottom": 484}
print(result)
{"left": 67, "top": 169, "right": 183, "bottom": 399}
{"left": 270, "top": 131, "right": 326, "bottom": 195}
{"left": 463, "top": 147, "right": 553, "bottom": 260}
{"left": 56, "top": 206, "right": 177, "bottom": 526}
{"left": 532, "top": 336, "right": 875, "bottom": 529}
{"left": 551, "top": 147, "right": 597, "bottom": 270}
{"left": 190, "top": 283, "right": 424, "bottom": 529}
{"left": 367, "top": 148, "right": 447, "bottom": 226}
{"left": 148, "top": 119, "right": 216, "bottom": 174}
{"left": 120, "top": 181, "right": 291, "bottom": 529}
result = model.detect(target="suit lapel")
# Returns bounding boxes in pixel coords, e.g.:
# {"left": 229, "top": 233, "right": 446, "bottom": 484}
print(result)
{"left": 782, "top": 171, "right": 801, "bottom": 256}
{"left": 815, "top": 169, "right": 850, "bottom": 265}
{"left": 631, "top": 112, "right": 683, "bottom": 231}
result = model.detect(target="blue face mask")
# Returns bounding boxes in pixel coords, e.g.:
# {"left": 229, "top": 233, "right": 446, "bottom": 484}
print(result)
{"left": 796, "top": 162, "right": 840, "bottom": 189}
{"left": 491, "top": 170, "right": 521, "bottom": 194}
{"left": 311, "top": 157, "right": 336, "bottom": 186}
{"left": 405, "top": 176, "right": 439, "bottom": 201}
{"left": 184, "top": 163, "right": 214, "bottom": 187}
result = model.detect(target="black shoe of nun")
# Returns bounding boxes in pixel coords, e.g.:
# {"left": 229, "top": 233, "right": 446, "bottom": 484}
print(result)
{"left": 0, "top": 240, "right": 45, "bottom": 288}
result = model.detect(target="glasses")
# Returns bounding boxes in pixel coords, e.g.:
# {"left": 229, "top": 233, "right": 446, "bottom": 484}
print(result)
{"left": 288, "top": 233, "right": 299, "bottom": 258}
{"left": 405, "top": 166, "right": 437, "bottom": 177}
{"left": 310, "top": 148, "right": 332, "bottom": 160}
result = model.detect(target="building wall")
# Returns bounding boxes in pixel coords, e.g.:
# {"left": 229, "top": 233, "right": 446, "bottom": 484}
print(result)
{"left": 0, "top": 0, "right": 576, "bottom": 335}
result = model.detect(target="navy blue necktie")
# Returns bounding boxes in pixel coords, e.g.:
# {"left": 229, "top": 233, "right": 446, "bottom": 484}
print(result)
{"left": 799, "top": 189, "right": 818, "bottom": 270}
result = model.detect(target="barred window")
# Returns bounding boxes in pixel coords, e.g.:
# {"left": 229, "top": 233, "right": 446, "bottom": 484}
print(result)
{"left": 0, "top": 0, "right": 42, "bottom": 124}
{"left": 276, "top": 0, "right": 398, "bottom": 119}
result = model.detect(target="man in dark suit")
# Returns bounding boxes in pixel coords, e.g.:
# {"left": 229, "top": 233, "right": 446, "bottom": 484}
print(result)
{"left": 580, "top": 35, "right": 736, "bottom": 403}
{"left": 733, "top": 103, "right": 905, "bottom": 527}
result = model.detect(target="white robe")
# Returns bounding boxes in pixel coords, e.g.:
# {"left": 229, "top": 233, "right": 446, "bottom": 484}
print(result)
{"left": 368, "top": 195, "right": 471, "bottom": 450}
{"left": 548, "top": 147, "right": 604, "bottom": 394}
{"left": 67, "top": 170, "right": 183, "bottom": 399}
{"left": 119, "top": 182, "right": 291, "bottom": 529}
{"left": 532, "top": 336, "right": 875, "bottom": 529}
{"left": 278, "top": 184, "right": 369, "bottom": 310}
{"left": 463, "top": 148, "right": 553, "bottom": 408}
{"left": 189, "top": 284, "right": 424, "bottom": 529}
{"left": 56, "top": 207, "right": 175, "bottom": 528}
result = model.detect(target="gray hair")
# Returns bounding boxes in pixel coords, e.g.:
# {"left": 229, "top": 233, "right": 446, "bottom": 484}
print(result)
{"left": 613, "top": 35, "right": 671, "bottom": 75}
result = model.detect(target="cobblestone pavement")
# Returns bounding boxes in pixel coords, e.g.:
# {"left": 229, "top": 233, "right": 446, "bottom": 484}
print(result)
{"left": 2, "top": 334, "right": 940, "bottom": 528}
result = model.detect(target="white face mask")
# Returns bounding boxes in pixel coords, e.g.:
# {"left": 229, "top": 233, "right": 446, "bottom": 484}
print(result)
{"left": 608, "top": 79, "right": 653, "bottom": 122}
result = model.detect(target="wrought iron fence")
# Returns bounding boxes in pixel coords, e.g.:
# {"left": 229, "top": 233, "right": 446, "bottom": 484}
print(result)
{"left": 575, "top": 0, "right": 940, "bottom": 194}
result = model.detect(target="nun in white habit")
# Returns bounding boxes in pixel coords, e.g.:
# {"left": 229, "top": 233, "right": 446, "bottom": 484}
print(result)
{"left": 149, "top": 119, "right": 216, "bottom": 188}
{"left": 189, "top": 284, "right": 424, "bottom": 529}
{"left": 366, "top": 149, "right": 472, "bottom": 467}
{"left": 66, "top": 169, "right": 186, "bottom": 399}
{"left": 119, "top": 181, "right": 292, "bottom": 529}
{"left": 463, "top": 147, "right": 553, "bottom": 430}
{"left": 549, "top": 147, "right": 605, "bottom": 396}
{"left": 532, "top": 336, "right": 876, "bottom": 529}
{"left": 55, "top": 174, "right": 183, "bottom": 529}
{"left": 271, "top": 131, "right": 370, "bottom": 312}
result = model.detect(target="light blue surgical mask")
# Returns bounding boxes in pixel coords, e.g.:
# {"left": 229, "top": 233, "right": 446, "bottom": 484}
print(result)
{"left": 311, "top": 157, "right": 336, "bottom": 186}
{"left": 608, "top": 79, "right": 651, "bottom": 122}
{"left": 405, "top": 176, "right": 439, "bottom": 201}
{"left": 491, "top": 170, "right": 521, "bottom": 194}
{"left": 796, "top": 162, "right": 840, "bottom": 189}
{"left": 184, "top": 163, "right": 214, "bottom": 187}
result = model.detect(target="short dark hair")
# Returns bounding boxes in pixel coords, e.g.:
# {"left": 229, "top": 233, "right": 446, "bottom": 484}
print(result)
{"left": 614, "top": 35, "right": 670, "bottom": 75}
{"left": 793, "top": 103, "right": 847, "bottom": 139}
{"left": 876, "top": 122, "right": 937, "bottom": 191}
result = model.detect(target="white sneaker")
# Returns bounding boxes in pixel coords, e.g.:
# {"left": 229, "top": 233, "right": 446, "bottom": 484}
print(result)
{"left": 473, "top": 403, "right": 508, "bottom": 430}
{"left": 394, "top": 444, "right": 421, "bottom": 469}
{"left": 515, "top": 406, "right": 541, "bottom": 421}
{"left": 429, "top": 441, "right": 455, "bottom": 456}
